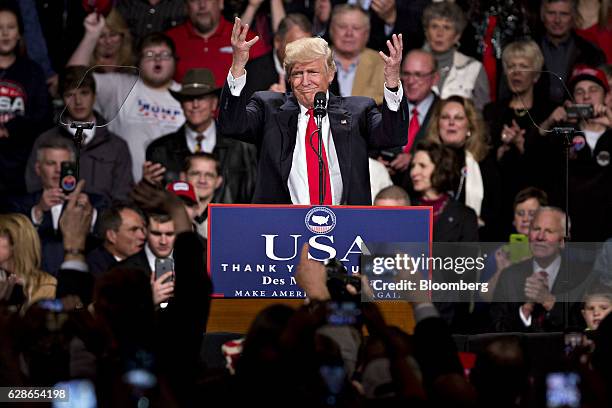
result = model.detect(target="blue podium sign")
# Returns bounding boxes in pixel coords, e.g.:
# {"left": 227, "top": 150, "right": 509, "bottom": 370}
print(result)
{"left": 208, "top": 205, "right": 432, "bottom": 298}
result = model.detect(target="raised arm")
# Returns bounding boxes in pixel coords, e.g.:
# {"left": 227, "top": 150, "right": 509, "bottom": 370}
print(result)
{"left": 67, "top": 13, "right": 105, "bottom": 67}
{"left": 379, "top": 33, "right": 402, "bottom": 89}
{"left": 230, "top": 17, "right": 260, "bottom": 79}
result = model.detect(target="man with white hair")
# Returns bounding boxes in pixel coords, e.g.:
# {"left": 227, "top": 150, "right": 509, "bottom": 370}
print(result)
{"left": 218, "top": 18, "right": 407, "bottom": 205}
{"left": 491, "top": 207, "right": 590, "bottom": 332}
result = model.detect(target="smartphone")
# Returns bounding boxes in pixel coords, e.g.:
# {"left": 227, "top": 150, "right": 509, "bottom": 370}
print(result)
{"left": 546, "top": 372, "right": 580, "bottom": 408}
{"left": 52, "top": 379, "right": 96, "bottom": 408}
{"left": 155, "top": 258, "right": 174, "bottom": 283}
{"left": 327, "top": 301, "right": 362, "bottom": 326}
{"left": 60, "top": 161, "right": 78, "bottom": 195}
{"left": 380, "top": 150, "right": 398, "bottom": 162}
{"left": 566, "top": 104, "right": 594, "bottom": 120}
{"left": 507, "top": 233, "right": 531, "bottom": 263}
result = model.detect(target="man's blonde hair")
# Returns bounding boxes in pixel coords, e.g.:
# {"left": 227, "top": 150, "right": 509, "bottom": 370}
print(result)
{"left": 284, "top": 37, "right": 336, "bottom": 77}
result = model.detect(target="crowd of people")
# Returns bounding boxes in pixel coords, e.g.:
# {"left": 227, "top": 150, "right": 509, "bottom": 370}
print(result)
{"left": 0, "top": 0, "right": 612, "bottom": 406}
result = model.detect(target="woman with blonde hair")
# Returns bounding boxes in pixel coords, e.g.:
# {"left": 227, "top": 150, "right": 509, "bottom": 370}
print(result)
{"left": 483, "top": 40, "right": 555, "bottom": 238}
{"left": 69, "top": 9, "right": 135, "bottom": 72}
{"left": 426, "top": 95, "right": 502, "bottom": 241}
{"left": 0, "top": 214, "right": 56, "bottom": 305}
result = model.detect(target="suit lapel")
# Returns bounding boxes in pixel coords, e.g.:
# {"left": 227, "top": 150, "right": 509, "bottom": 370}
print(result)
{"left": 328, "top": 95, "right": 352, "bottom": 204}
{"left": 414, "top": 95, "right": 438, "bottom": 147}
{"left": 274, "top": 97, "right": 299, "bottom": 185}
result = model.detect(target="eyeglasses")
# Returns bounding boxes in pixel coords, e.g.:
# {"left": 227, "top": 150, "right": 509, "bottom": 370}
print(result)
{"left": 401, "top": 71, "right": 435, "bottom": 80}
{"left": 142, "top": 50, "right": 174, "bottom": 61}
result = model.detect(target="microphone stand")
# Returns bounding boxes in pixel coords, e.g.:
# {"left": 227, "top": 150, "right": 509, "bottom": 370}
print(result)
{"left": 552, "top": 126, "right": 575, "bottom": 331}
{"left": 315, "top": 115, "right": 324, "bottom": 205}
{"left": 70, "top": 121, "right": 95, "bottom": 178}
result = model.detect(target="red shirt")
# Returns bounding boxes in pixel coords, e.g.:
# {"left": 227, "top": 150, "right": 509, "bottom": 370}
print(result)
{"left": 576, "top": 23, "right": 612, "bottom": 63}
{"left": 166, "top": 18, "right": 270, "bottom": 87}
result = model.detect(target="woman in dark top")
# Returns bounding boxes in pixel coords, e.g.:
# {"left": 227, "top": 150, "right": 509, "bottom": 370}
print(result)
{"left": 410, "top": 140, "right": 478, "bottom": 243}
{"left": 0, "top": 1, "right": 52, "bottom": 196}
{"left": 411, "top": 140, "right": 479, "bottom": 332}
{"left": 483, "top": 40, "right": 555, "bottom": 237}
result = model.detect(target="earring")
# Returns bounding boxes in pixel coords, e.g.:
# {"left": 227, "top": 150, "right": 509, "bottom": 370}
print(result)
{"left": 466, "top": 130, "right": 472, "bottom": 138}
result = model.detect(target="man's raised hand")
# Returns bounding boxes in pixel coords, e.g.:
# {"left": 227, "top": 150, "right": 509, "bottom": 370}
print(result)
{"left": 379, "top": 33, "right": 403, "bottom": 89}
{"left": 230, "top": 17, "right": 260, "bottom": 78}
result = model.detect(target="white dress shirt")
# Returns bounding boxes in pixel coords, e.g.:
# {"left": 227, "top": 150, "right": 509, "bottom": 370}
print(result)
{"left": 226, "top": 69, "right": 403, "bottom": 205}
{"left": 185, "top": 122, "right": 217, "bottom": 153}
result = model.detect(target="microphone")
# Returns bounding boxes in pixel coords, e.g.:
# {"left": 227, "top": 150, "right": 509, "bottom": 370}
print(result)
{"left": 314, "top": 91, "right": 327, "bottom": 120}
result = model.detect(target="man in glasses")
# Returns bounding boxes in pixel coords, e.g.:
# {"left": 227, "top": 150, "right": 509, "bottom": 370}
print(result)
{"left": 145, "top": 68, "right": 257, "bottom": 204}
{"left": 378, "top": 49, "right": 439, "bottom": 182}
{"left": 68, "top": 22, "right": 186, "bottom": 182}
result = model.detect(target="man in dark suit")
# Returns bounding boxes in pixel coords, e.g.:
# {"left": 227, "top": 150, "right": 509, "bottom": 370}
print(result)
{"left": 378, "top": 49, "right": 439, "bottom": 186}
{"left": 87, "top": 204, "right": 146, "bottom": 278}
{"left": 146, "top": 68, "right": 257, "bottom": 204}
{"left": 4, "top": 137, "right": 108, "bottom": 276}
{"left": 120, "top": 212, "right": 176, "bottom": 306}
{"left": 491, "top": 207, "right": 589, "bottom": 332}
{"left": 219, "top": 19, "right": 406, "bottom": 205}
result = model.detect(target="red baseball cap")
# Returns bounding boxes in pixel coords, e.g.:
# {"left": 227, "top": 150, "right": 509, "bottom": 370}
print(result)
{"left": 568, "top": 65, "right": 610, "bottom": 93}
{"left": 166, "top": 181, "right": 198, "bottom": 205}
{"left": 82, "top": 0, "right": 113, "bottom": 16}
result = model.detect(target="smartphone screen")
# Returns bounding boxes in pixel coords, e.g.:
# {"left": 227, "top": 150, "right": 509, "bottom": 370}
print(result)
{"left": 60, "top": 161, "right": 78, "bottom": 195}
{"left": 53, "top": 379, "right": 96, "bottom": 408}
{"left": 546, "top": 372, "right": 580, "bottom": 408}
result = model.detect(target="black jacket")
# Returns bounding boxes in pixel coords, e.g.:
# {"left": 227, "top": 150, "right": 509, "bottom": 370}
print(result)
{"left": 0, "top": 56, "right": 52, "bottom": 196}
{"left": 218, "top": 86, "right": 407, "bottom": 205}
{"left": 490, "top": 257, "right": 590, "bottom": 332}
{"left": 146, "top": 124, "right": 258, "bottom": 204}
{"left": 25, "top": 115, "right": 134, "bottom": 203}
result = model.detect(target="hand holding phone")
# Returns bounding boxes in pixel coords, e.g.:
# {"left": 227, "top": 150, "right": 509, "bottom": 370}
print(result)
{"left": 152, "top": 258, "right": 175, "bottom": 305}
{"left": 60, "top": 161, "right": 78, "bottom": 195}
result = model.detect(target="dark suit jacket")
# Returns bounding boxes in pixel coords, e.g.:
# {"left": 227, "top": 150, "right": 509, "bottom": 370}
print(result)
{"left": 218, "top": 86, "right": 407, "bottom": 204}
{"left": 490, "top": 257, "right": 589, "bottom": 333}
{"left": 430, "top": 199, "right": 479, "bottom": 243}
{"left": 146, "top": 124, "right": 258, "bottom": 204}
{"left": 118, "top": 250, "right": 151, "bottom": 276}
{"left": 243, "top": 52, "right": 279, "bottom": 98}
{"left": 86, "top": 245, "right": 118, "bottom": 279}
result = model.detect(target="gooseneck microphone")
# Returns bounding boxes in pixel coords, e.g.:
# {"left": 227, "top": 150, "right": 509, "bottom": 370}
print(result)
{"left": 313, "top": 92, "right": 327, "bottom": 205}
{"left": 314, "top": 91, "right": 327, "bottom": 120}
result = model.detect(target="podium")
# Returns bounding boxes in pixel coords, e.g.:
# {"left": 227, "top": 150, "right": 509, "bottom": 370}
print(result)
{"left": 206, "top": 204, "right": 432, "bottom": 333}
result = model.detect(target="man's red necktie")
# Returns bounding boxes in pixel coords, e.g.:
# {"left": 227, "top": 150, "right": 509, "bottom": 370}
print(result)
{"left": 403, "top": 106, "right": 420, "bottom": 153}
{"left": 306, "top": 108, "right": 332, "bottom": 205}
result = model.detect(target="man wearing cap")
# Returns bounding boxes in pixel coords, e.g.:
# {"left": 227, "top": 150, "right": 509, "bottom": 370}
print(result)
{"left": 219, "top": 20, "right": 406, "bottom": 205}
{"left": 539, "top": 65, "right": 612, "bottom": 241}
{"left": 146, "top": 68, "right": 257, "bottom": 204}
{"left": 166, "top": 180, "right": 201, "bottom": 225}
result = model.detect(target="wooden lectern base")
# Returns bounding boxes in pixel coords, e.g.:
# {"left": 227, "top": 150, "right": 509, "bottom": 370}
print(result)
{"left": 206, "top": 298, "right": 415, "bottom": 334}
